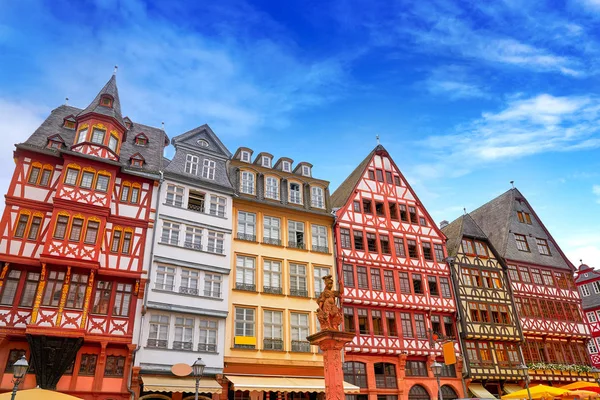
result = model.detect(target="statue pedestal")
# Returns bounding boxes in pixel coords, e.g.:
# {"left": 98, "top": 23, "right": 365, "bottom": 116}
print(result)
{"left": 308, "top": 330, "right": 355, "bottom": 400}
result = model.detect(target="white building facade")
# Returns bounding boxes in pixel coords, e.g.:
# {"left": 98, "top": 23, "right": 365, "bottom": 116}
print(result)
{"left": 133, "top": 125, "right": 233, "bottom": 399}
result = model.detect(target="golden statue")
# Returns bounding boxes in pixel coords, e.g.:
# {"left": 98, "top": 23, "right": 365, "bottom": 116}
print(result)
{"left": 316, "top": 275, "right": 344, "bottom": 331}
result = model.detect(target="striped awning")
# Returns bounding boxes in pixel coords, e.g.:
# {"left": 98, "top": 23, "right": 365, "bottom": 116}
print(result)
{"left": 504, "top": 384, "right": 524, "bottom": 394}
{"left": 469, "top": 383, "right": 498, "bottom": 399}
{"left": 226, "top": 375, "right": 361, "bottom": 393}
{"left": 142, "top": 376, "right": 222, "bottom": 393}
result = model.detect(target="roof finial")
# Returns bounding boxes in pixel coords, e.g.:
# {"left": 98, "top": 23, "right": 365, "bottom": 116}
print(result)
{"left": 113, "top": 65, "right": 118, "bottom": 75}
{"left": 581, "top": 259, "right": 583, "bottom": 265}
{"left": 376, "top": 135, "right": 380, "bottom": 145}
{"left": 463, "top": 207, "right": 467, "bottom": 215}
{"left": 161, "top": 121, "right": 165, "bottom": 131}
{"left": 510, "top": 180, "right": 515, "bottom": 189}
{"left": 65, "top": 97, "right": 69, "bottom": 106}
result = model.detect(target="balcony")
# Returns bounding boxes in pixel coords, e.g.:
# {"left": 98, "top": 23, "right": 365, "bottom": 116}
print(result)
{"left": 263, "top": 286, "right": 282, "bottom": 295}
{"left": 264, "top": 338, "right": 283, "bottom": 351}
{"left": 291, "top": 340, "right": 311, "bottom": 352}
{"left": 236, "top": 283, "right": 256, "bottom": 292}
{"left": 173, "top": 341, "right": 193, "bottom": 351}
{"left": 198, "top": 343, "right": 217, "bottom": 353}
{"left": 179, "top": 287, "right": 199, "bottom": 296}
{"left": 289, "top": 288, "right": 308, "bottom": 298}
{"left": 263, "top": 238, "right": 282, "bottom": 246}
{"left": 187, "top": 203, "right": 204, "bottom": 212}
{"left": 237, "top": 233, "right": 257, "bottom": 242}
{"left": 188, "top": 191, "right": 205, "bottom": 213}
{"left": 147, "top": 339, "right": 168, "bottom": 348}
{"left": 183, "top": 241, "right": 202, "bottom": 250}
{"left": 288, "top": 241, "right": 305, "bottom": 250}
{"left": 312, "top": 245, "right": 329, "bottom": 253}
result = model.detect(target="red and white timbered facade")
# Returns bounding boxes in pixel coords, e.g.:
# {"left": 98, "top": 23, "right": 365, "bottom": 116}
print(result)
{"left": 332, "top": 145, "right": 464, "bottom": 400}
{"left": 0, "top": 74, "right": 165, "bottom": 399}
{"left": 575, "top": 263, "right": 600, "bottom": 368}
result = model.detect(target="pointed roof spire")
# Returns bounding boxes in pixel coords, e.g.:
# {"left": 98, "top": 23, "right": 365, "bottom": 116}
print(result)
{"left": 77, "top": 73, "right": 125, "bottom": 128}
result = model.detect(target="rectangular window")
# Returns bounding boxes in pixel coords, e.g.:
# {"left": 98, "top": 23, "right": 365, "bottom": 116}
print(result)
{"left": 431, "top": 315, "right": 442, "bottom": 336}
{"left": 385, "top": 171, "right": 393, "bottom": 183}
{"left": 515, "top": 234, "right": 530, "bottom": 252}
{"left": 380, "top": 234, "right": 390, "bottom": 254}
{"left": 291, "top": 313, "right": 310, "bottom": 351}
{"left": 165, "top": 184, "right": 184, "bottom": 207}
{"left": 353, "top": 230, "right": 364, "bottom": 251}
{"left": 263, "top": 310, "right": 283, "bottom": 350}
{"left": 439, "top": 277, "right": 452, "bottom": 298}
{"left": 353, "top": 201, "right": 361, "bottom": 212}
{"left": 265, "top": 176, "right": 280, "bottom": 200}
{"left": 541, "top": 270, "right": 554, "bottom": 286}
{"left": 184, "top": 226, "right": 202, "bottom": 250}
{"left": 366, "top": 233, "right": 377, "bottom": 252}
{"left": 42, "top": 270, "right": 65, "bottom": 306}
{"left": 530, "top": 268, "right": 543, "bottom": 285}
{"left": 408, "top": 206, "right": 417, "bottom": 224}
{"left": 474, "top": 241, "right": 488, "bottom": 257}
{"left": 236, "top": 256, "right": 256, "bottom": 291}
{"left": 311, "top": 224, "right": 329, "bottom": 253}
{"left": 518, "top": 211, "right": 532, "bottom": 224}
{"left": 399, "top": 272, "right": 411, "bottom": 294}
{"left": 405, "top": 361, "right": 428, "bottom": 377}
{"left": 235, "top": 307, "right": 255, "bottom": 338}
{"left": 187, "top": 190, "right": 205, "bottom": 212}
{"left": 113, "top": 283, "right": 131, "bottom": 316}
{"left": 120, "top": 185, "right": 130, "bottom": 202}
{"left": 199, "top": 319, "right": 218, "bottom": 352}
{"left": 161, "top": 221, "right": 180, "bottom": 245}
{"left": 375, "top": 202, "right": 385, "bottom": 216}
{"left": 80, "top": 171, "right": 94, "bottom": 189}
{"left": 344, "top": 307, "right": 355, "bottom": 333}
{"left": 209, "top": 195, "right": 226, "bottom": 217}
{"left": 433, "top": 244, "right": 444, "bottom": 262}
{"left": 400, "top": 313, "right": 413, "bottom": 337}
{"left": 84, "top": 220, "right": 99, "bottom": 244}
{"left": 0, "top": 270, "right": 21, "bottom": 305}
{"left": 340, "top": 228, "right": 351, "bottom": 249}
{"left": 311, "top": 186, "right": 325, "bottom": 208}
{"left": 185, "top": 154, "right": 199, "bottom": 175}
{"left": 444, "top": 316, "right": 454, "bottom": 338}
{"left": 386, "top": 311, "right": 398, "bottom": 336}
{"left": 407, "top": 240, "right": 418, "bottom": 258}
{"left": 179, "top": 269, "right": 199, "bottom": 295}
{"left": 372, "top": 310, "right": 383, "bottom": 335}
{"left": 263, "top": 260, "right": 282, "bottom": 294}
{"left": 28, "top": 166, "right": 40, "bottom": 184}
{"left": 66, "top": 273, "right": 88, "bottom": 309}
{"left": 422, "top": 242, "right": 433, "bottom": 260}
{"left": 204, "top": 273, "right": 221, "bottom": 298}
{"left": 69, "top": 217, "right": 84, "bottom": 241}
{"left": 393, "top": 237, "right": 405, "bottom": 257}
{"left": 263, "top": 216, "right": 281, "bottom": 245}
{"left": 314, "top": 266, "right": 330, "bottom": 297}
{"left": 384, "top": 270, "right": 395, "bottom": 292}
{"left": 95, "top": 175, "right": 109, "bottom": 192}
{"left": 376, "top": 169, "right": 384, "bottom": 182}
{"left": 357, "top": 267, "right": 368, "bottom": 289}
{"left": 343, "top": 264, "right": 355, "bottom": 287}
{"left": 14, "top": 214, "right": 29, "bottom": 238}
{"left": 536, "top": 238, "right": 551, "bottom": 255}
{"left": 368, "top": 170, "right": 375, "bottom": 180}
{"left": 358, "top": 309, "right": 368, "bottom": 334}
{"left": 91, "top": 128, "right": 105, "bottom": 144}
{"left": 148, "top": 315, "right": 169, "bottom": 348}
{"left": 289, "top": 182, "right": 302, "bottom": 204}
{"left": 462, "top": 239, "right": 475, "bottom": 254}
{"left": 173, "top": 317, "right": 194, "bottom": 350}
{"left": 389, "top": 202, "right": 398, "bottom": 220}
{"left": 290, "top": 263, "right": 308, "bottom": 297}
{"left": 27, "top": 216, "right": 42, "bottom": 240}
{"left": 414, "top": 314, "right": 427, "bottom": 338}
{"left": 237, "top": 211, "right": 256, "bottom": 241}
{"left": 54, "top": 215, "right": 69, "bottom": 239}
{"left": 362, "top": 199, "right": 372, "bottom": 214}
{"left": 581, "top": 284, "right": 591, "bottom": 297}
{"left": 64, "top": 168, "right": 79, "bottom": 186}
{"left": 207, "top": 231, "right": 224, "bottom": 253}
{"left": 370, "top": 268, "right": 382, "bottom": 291}
{"left": 399, "top": 204, "right": 408, "bottom": 221}
{"left": 155, "top": 266, "right": 175, "bottom": 291}
{"left": 19, "top": 272, "right": 40, "bottom": 307}
{"left": 108, "top": 135, "right": 118, "bottom": 151}
{"left": 201, "top": 159, "right": 216, "bottom": 180}
{"left": 412, "top": 274, "right": 423, "bottom": 294}
{"left": 78, "top": 354, "right": 97, "bottom": 376}
{"left": 288, "top": 220, "right": 305, "bottom": 249}
{"left": 518, "top": 266, "right": 531, "bottom": 283}
{"left": 428, "top": 276, "right": 439, "bottom": 296}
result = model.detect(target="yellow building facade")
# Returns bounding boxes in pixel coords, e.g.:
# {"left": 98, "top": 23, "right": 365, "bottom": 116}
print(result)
{"left": 223, "top": 148, "right": 338, "bottom": 399}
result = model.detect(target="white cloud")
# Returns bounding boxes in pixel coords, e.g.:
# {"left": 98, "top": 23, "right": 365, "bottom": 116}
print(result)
{"left": 422, "top": 65, "right": 488, "bottom": 100}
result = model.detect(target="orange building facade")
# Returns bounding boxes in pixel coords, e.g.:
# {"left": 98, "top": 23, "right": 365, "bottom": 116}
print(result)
{"left": 0, "top": 74, "right": 166, "bottom": 399}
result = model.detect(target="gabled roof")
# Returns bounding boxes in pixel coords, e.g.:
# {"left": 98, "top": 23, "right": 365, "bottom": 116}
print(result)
{"left": 469, "top": 188, "right": 574, "bottom": 270}
{"left": 171, "top": 124, "right": 232, "bottom": 158}
{"left": 77, "top": 74, "right": 125, "bottom": 127}
{"left": 441, "top": 213, "right": 489, "bottom": 257}
{"left": 47, "top": 134, "right": 65, "bottom": 143}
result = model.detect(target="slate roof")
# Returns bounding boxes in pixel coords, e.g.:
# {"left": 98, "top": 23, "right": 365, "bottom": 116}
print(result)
{"left": 469, "top": 188, "right": 574, "bottom": 270}
{"left": 575, "top": 264, "right": 600, "bottom": 310}
{"left": 164, "top": 124, "right": 233, "bottom": 192}
{"left": 20, "top": 104, "right": 166, "bottom": 174}
{"left": 442, "top": 213, "right": 490, "bottom": 257}
{"left": 77, "top": 75, "right": 125, "bottom": 127}
{"left": 330, "top": 145, "right": 381, "bottom": 208}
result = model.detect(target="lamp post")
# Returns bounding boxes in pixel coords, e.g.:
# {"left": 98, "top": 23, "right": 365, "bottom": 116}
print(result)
{"left": 192, "top": 357, "right": 206, "bottom": 400}
{"left": 517, "top": 364, "right": 532, "bottom": 400}
{"left": 10, "top": 355, "right": 29, "bottom": 400}
{"left": 431, "top": 361, "right": 444, "bottom": 400}
{"left": 591, "top": 367, "right": 600, "bottom": 386}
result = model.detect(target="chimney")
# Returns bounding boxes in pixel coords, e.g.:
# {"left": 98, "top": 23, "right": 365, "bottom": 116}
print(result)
{"left": 440, "top": 220, "right": 449, "bottom": 229}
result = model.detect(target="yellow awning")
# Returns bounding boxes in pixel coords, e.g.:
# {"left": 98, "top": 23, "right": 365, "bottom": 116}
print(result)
{"left": 504, "top": 384, "right": 525, "bottom": 394}
{"left": 562, "top": 382, "right": 600, "bottom": 390}
{"left": 470, "top": 383, "right": 498, "bottom": 399}
{"left": 226, "top": 375, "right": 361, "bottom": 393}
{"left": 0, "top": 388, "right": 83, "bottom": 399}
{"left": 142, "top": 376, "right": 223, "bottom": 393}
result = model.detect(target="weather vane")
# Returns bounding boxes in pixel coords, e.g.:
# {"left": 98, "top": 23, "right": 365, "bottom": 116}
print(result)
{"left": 376, "top": 135, "right": 380, "bottom": 145}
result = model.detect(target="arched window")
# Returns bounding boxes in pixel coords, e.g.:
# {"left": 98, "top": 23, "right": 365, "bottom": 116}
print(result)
{"left": 265, "top": 176, "right": 279, "bottom": 200}
{"left": 409, "top": 385, "right": 430, "bottom": 400}
{"left": 374, "top": 362, "right": 397, "bottom": 388}
{"left": 343, "top": 361, "right": 367, "bottom": 388}
{"left": 441, "top": 385, "right": 458, "bottom": 400}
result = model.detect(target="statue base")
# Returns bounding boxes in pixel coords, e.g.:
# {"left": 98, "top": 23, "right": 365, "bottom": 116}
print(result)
{"left": 307, "top": 330, "right": 356, "bottom": 400}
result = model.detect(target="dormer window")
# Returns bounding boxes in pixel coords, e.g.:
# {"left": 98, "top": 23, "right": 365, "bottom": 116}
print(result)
{"left": 197, "top": 139, "right": 209, "bottom": 148}
{"left": 91, "top": 128, "right": 105, "bottom": 144}
{"left": 100, "top": 95, "right": 113, "bottom": 108}
{"left": 135, "top": 133, "right": 149, "bottom": 146}
{"left": 302, "top": 165, "right": 311, "bottom": 177}
{"left": 124, "top": 117, "right": 132, "bottom": 129}
{"left": 262, "top": 156, "right": 271, "bottom": 168}
{"left": 47, "top": 134, "right": 65, "bottom": 150}
{"left": 76, "top": 128, "right": 88, "bottom": 144}
{"left": 108, "top": 134, "right": 119, "bottom": 152}
{"left": 241, "top": 151, "right": 251, "bottom": 163}
{"left": 64, "top": 121, "right": 75, "bottom": 129}
{"left": 282, "top": 161, "right": 291, "bottom": 172}
{"left": 130, "top": 153, "right": 145, "bottom": 168}
{"left": 289, "top": 182, "right": 302, "bottom": 204}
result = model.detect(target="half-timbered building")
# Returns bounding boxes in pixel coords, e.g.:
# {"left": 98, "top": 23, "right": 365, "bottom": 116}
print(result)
{"left": 331, "top": 145, "right": 464, "bottom": 400}
{"left": 132, "top": 125, "right": 233, "bottom": 399}
{"left": 0, "top": 74, "right": 166, "bottom": 399}
{"left": 574, "top": 263, "right": 600, "bottom": 368}
{"left": 469, "top": 188, "right": 593, "bottom": 385}
{"left": 441, "top": 214, "right": 524, "bottom": 398}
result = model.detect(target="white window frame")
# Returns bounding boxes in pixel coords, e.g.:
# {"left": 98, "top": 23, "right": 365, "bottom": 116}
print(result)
{"left": 282, "top": 161, "right": 291, "bottom": 172}
{"left": 180, "top": 269, "right": 199, "bottom": 295}
{"left": 590, "top": 338, "right": 599, "bottom": 354}
{"left": 262, "top": 156, "right": 271, "bottom": 168}
{"left": 161, "top": 221, "right": 180, "bottom": 245}
{"left": 202, "top": 159, "right": 216, "bottom": 180}
{"left": 209, "top": 195, "right": 227, "bottom": 217}
{"left": 174, "top": 317, "right": 194, "bottom": 348}
{"left": 587, "top": 311, "right": 598, "bottom": 323}
{"left": 185, "top": 154, "right": 199, "bottom": 175}
{"left": 290, "top": 312, "right": 309, "bottom": 341}
{"left": 302, "top": 165, "right": 311, "bottom": 176}
{"left": 263, "top": 310, "right": 283, "bottom": 340}
{"left": 290, "top": 263, "right": 307, "bottom": 295}
{"left": 265, "top": 176, "right": 279, "bottom": 200}
{"left": 108, "top": 135, "right": 118, "bottom": 152}
{"left": 91, "top": 128, "right": 105, "bottom": 144}
{"left": 311, "top": 186, "right": 324, "bottom": 208}
{"left": 288, "top": 220, "right": 305, "bottom": 247}
{"left": 581, "top": 284, "right": 591, "bottom": 297}
{"left": 289, "top": 182, "right": 302, "bottom": 204}
{"left": 199, "top": 319, "right": 218, "bottom": 352}
{"left": 207, "top": 231, "right": 224, "bottom": 254}
{"left": 76, "top": 128, "right": 88, "bottom": 144}
{"left": 311, "top": 224, "right": 328, "bottom": 252}
{"left": 241, "top": 151, "right": 251, "bottom": 162}
{"left": 241, "top": 171, "right": 255, "bottom": 195}
{"left": 236, "top": 256, "right": 256, "bottom": 287}
{"left": 237, "top": 211, "right": 256, "bottom": 239}
{"left": 155, "top": 266, "right": 176, "bottom": 291}
{"left": 263, "top": 216, "right": 281, "bottom": 245}
{"left": 263, "top": 260, "right": 282, "bottom": 291}
{"left": 204, "top": 273, "right": 222, "bottom": 298}
{"left": 235, "top": 307, "right": 255, "bottom": 337}
{"left": 593, "top": 281, "right": 600, "bottom": 294}
{"left": 166, "top": 184, "right": 184, "bottom": 207}
{"left": 184, "top": 226, "right": 202, "bottom": 250}
{"left": 313, "top": 266, "right": 330, "bottom": 297}
{"left": 149, "top": 314, "right": 170, "bottom": 347}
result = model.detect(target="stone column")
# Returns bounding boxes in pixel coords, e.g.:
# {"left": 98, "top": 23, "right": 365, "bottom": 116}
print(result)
{"left": 307, "top": 330, "right": 355, "bottom": 400}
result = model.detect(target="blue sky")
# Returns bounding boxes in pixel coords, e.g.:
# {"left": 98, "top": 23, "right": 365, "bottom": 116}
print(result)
{"left": 1, "top": 0, "right": 599, "bottom": 266}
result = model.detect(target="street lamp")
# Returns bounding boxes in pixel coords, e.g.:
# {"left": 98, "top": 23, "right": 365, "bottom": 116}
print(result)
{"left": 431, "top": 361, "right": 444, "bottom": 400}
{"left": 591, "top": 367, "right": 600, "bottom": 385}
{"left": 517, "top": 364, "right": 532, "bottom": 400}
{"left": 192, "top": 357, "right": 206, "bottom": 400}
{"left": 11, "top": 355, "right": 29, "bottom": 400}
